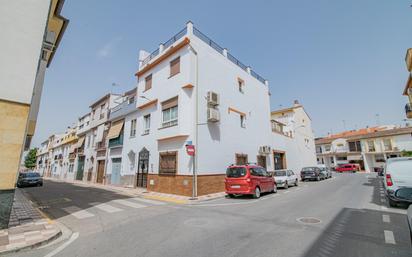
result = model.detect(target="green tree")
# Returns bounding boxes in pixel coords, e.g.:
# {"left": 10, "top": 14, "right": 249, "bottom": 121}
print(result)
{"left": 401, "top": 150, "right": 412, "bottom": 157}
{"left": 24, "top": 148, "right": 38, "bottom": 169}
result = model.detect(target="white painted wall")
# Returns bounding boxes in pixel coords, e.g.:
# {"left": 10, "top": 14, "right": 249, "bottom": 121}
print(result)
{"left": 0, "top": 0, "right": 51, "bottom": 104}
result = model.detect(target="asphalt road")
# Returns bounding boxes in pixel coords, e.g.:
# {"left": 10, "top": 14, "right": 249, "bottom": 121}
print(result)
{"left": 7, "top": 173, "right": 412, "bottom": 257}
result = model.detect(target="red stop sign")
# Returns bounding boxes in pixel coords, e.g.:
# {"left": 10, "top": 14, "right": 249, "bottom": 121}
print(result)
{"left": 186, "top": 145, "right": 195, "bottom": 156}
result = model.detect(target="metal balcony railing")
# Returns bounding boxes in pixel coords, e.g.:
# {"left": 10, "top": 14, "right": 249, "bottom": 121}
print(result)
{"left": 108, "top": 133, "right": 123, "bottom": 148}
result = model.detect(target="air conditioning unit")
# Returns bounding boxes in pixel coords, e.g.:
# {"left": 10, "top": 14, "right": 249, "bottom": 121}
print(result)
{"left": 207, "top": 108, "right": 220, "bottom": 122}
{"left": 259, "top": 146, "right": 271, "bottom": 154}
{"left": 207, "top": 91, "right": 219, "bottom": 106}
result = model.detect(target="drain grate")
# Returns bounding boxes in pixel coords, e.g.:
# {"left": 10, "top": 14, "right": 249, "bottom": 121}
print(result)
{"left": 297, "top": 217, "right": 321, "bottom": 224}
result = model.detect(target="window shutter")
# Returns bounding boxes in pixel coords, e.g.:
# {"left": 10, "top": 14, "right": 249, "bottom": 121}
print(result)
{"left": 159, "top": 152, "right": 177, "bottom": 175}
{"left": 145, "top": 74, "right": 152, "bottom": 91}
{"left": 162, "top": 96, "right": 178, "bottom": 110}
{"left": 170, "top": 57, "right": 180, "bottom": 77}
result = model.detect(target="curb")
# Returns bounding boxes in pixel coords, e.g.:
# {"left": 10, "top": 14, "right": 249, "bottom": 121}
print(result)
{"left": 0, "top": 229, "right": 62, "bottom": 255}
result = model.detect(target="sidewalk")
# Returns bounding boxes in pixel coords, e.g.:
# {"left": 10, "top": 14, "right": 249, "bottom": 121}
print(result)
{"left": 0, "top": 189, "right": 61, "bottom": 254}
{"left": 45, "top": 177, "right": 226, "bottom": 204}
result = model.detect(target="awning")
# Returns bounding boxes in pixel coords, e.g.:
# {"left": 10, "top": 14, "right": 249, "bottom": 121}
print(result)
{"left": 69, "top": 144, "right": 77, "bottom": 153}
{"left": 76, "top": 136, "right": 85, "bottom": 148}
{"left": 95, "top": 124, "right": 104, "bottom": 143}
{"left": 107, "top": 120, "right": 124, "bottom": 140}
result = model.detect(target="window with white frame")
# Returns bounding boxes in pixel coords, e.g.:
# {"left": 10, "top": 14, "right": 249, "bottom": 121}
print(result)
{"left": 161, "top": 97, "right": 178, "bottom": 128}
{"left": 367, "top": 140, "right": 375, "bottom": 152}
{"left": 130, "top": 119, "right": 137, "bottom": 137}
{"left": 143, "top": 114, "right": 151, "bottom": 135}
{"left": 325, "top": 145, "right": 331, "bottom": 151}
{"left": 383, "top": 138, "right": 392, "bottom": 151}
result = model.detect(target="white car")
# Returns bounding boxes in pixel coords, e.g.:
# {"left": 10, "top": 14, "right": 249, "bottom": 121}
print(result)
{"left": 384, "top": 157, "right": 412, "bottom": 207}
{"left": 273, "top": 169, "right": 298, "bottom": 189}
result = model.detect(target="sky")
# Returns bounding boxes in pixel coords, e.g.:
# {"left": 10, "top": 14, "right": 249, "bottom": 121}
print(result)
{"left": 32, "top": 0, "right": 412, "bottom": 147}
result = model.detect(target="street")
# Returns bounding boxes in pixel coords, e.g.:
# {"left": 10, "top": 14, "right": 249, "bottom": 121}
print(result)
{"left": 8, "top": 173, "right": 412, "bottom": 257}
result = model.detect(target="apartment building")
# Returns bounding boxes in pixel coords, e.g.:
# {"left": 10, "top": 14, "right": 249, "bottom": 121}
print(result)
{"left": 403, "top": 48, "right": 412, "bottom": 118}
{"left": 48, "top": 128, "right": 77, "bottom": 181}
{"left": 0, "top": 0, "right": 68, "bottom": 229}
{"left": 315, "top": 126, "right": 412, "bottom": 172}
{"left": 75, "top": 94, "right": 121, "bottom": 184}
{"left": 270, "top": 101, "right": 317, "bottom": 173}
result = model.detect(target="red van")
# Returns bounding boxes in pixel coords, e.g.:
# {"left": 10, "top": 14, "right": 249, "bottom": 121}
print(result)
{"left": 335, "top": 164, "right": 359, "bottom": 173}
{"left": 225, "top": 164, "right": 276, "bottom": 198}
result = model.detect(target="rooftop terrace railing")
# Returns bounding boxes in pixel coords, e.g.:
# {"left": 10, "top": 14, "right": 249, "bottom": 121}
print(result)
{"left": 140, "top": 24, "right": 267, "bottom": 85}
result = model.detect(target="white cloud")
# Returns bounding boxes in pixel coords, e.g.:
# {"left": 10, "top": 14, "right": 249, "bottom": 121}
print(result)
{"left": 97, "top": 37, "right": 122, "bottom": 58}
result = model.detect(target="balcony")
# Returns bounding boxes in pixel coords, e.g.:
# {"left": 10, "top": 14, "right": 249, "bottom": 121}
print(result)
{"left": 109, "top": 99, "right": 136, "bottom": 121}
{"left": 406, "top": 103, "right": 412, "bottom": 119}
{"left": 108, "top": 133, "right": 123, "bottom": 148}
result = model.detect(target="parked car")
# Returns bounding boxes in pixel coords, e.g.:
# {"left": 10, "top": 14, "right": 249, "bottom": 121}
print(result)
{"left": 17, "top": 172, "right": 43, "bottom": 187}
{"left": 335, "top": 164, "right": 359, "bottom": 173}
{"left": 300, "top": 166, "right": 325, "bottom": 181}
{"left": 225, "top": 164, "right": 276, "bottom": 198}
{"left": 384, "top": 157, "right": 412, "bottom": 207}
{"left": 273, "top": 169, "right": 298, "bottom": 188}
{"left": 317, "top": 164, "right": 332, "bottom": 179}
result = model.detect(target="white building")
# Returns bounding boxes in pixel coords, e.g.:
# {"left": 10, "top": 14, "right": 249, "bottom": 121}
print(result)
{"left": 129, "top": 22, "right": 316, "bottom": 197}
{"left": 315, "top": 126, "right": 412, "bottom": 172}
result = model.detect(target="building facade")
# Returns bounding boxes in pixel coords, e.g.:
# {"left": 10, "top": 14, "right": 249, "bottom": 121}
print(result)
{"left": 315, "top": 126, "right": 412, "bottom": 172}
{"left": 0, "top": 0, "right": 68, "bottom": 229}
{"left": 403, "top": 48, "right": 412, "bottom": 118}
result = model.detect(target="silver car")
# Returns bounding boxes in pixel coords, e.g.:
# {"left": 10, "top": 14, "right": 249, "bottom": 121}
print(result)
{"left": 384, "top": 157, "right": 412, "bottom": 207}
{"left": 274, "top": 169, "right": 298, "bottom": 189}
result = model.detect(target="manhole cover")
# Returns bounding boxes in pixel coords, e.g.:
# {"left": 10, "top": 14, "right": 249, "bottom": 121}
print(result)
{"left": 297, "top": 217, "right": 321, "bottom": 224}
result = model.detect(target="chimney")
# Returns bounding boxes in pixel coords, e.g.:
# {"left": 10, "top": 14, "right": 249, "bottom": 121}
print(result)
{"left": 293, "top": 100, "right": 300, "bottom": 107}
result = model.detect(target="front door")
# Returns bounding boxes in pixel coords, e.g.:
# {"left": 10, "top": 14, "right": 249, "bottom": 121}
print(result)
{"left": 111, "top": 158, "right": 121, "bottom": 185}
{"left": 96, "top": 160, "right": 105, "bottom": 184}
{"left": 137, "top": 148, "right": 149, "bottom": 188}
{"left": 76, "top": 156, "right": 85, "bottom": 180}
{"left": 274, "top": 152, "right": 285, "bottom": 170}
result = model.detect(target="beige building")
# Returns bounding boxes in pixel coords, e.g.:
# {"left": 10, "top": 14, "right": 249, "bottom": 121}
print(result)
{"left": 403, "top": 48, "right": 412, "bottom": 118}
{"left": 0, "top": 0, "right": 68, "bottom": 228}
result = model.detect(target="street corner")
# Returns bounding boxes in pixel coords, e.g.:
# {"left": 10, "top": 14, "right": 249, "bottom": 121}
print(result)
{"left": 0, "top": 218, "right": 61, "bottom": 255}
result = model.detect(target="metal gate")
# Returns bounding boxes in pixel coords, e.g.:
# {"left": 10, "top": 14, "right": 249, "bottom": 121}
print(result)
{"left": 137, "top": 148, "right": 149, "bottom": 188}
{"left": 76, "top": 156, "right": 85, "bottom": 180}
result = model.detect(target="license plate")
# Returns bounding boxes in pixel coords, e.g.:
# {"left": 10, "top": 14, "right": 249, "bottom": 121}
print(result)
{"left": 231, "top": 185, "right": 240, "bottom": 189}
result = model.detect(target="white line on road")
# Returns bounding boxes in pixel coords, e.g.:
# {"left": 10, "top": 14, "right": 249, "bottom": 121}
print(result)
{"left": 384, "top": 230, "right": 396, "bottom": 244}
{"left": 94, "top": 203, "right": 123, "bottom": 213}
{"left": 63, "top": 206, "right": 94, "bottom": 219}
{"left": 132, "top": 197, "right": 166, "bottom": 205}
{"left": 114, "top": 199, "right": 147, "bottom": 209}
{"left": 43, "top": 232, "right": 79, "bottom": 257}
{"left": 382, "top": 214, "right": 390, "bottom": 223}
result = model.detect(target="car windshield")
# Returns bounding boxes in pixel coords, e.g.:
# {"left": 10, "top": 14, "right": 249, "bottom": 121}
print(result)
{"left": 274, "top": 170, "right": 287, "bottom": 176}
{"left": 226, "top": 167, "right": 247, "bottom": 178}
{"left": 21, "top": 173, "right": 40, "bottom": 178}
{"left": 302, "top": 167, "right": 315, "bottom": 171}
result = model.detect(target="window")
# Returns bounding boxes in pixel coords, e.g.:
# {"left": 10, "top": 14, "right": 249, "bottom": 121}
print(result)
{"left": 128, "top": 96, "right": 135, "bottom": 104}
{"left": 375, "top": 154, "right": 386, "bottom": 163}
{"left": 145, "top": 74, "right": 152, "bottom": 91}
{"left": 325, "top": 145, "right": 331, "bottom": 151}
{"left": 130, "top": 119, "right": 137, "bottom": 137}
{"left": 238, "top": 78, "right": 245, "bottom": 93}
{"left": 161, "top": 97, "right": 178, "bottom": 127}
{"left": 336, "top": 156, "right": 347, "bottom": 161}
{"left": 383, "top": 138, "right": 392, "bottom": 151}
{"left": 143, "top": 114, "right": 151, "bottom": 135}
{"left": 330, "top": 157, "right": 334, "bottom": 163}
{"left": 159, "top": 151, "right": 177, "bottom": 175}
{"left": 226, "top": 167, "right": 246, "bottom": 178}
{"left": 235, "top": 154, "right": 248, "bottom": 165}
{"left": 349, "top": 141, "right": 361, "bottom": 152}
{"left": 169, "top": 56, "right": 180, "bottom": 77}
{"left": 367, "top": 140, "right": 375, "bottom": 152}
{"left": 250, "top": 167, "right": 263, "bottom": 176}
{"left": 240, "top": 115, "right": 246, "bottom": 128}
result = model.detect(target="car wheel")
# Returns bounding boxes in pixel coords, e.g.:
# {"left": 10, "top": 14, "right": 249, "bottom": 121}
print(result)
{"left": 284, "top": 182, "right": 288, "bottom": 189}
{"left": 388, "top": 198, "right": 397, "bottom": 207}
{"left": 253, "top": 187, "right": 261, "bottom": 199}
{"left": 295, "top": 179, "right": 298, "bottom": 186}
